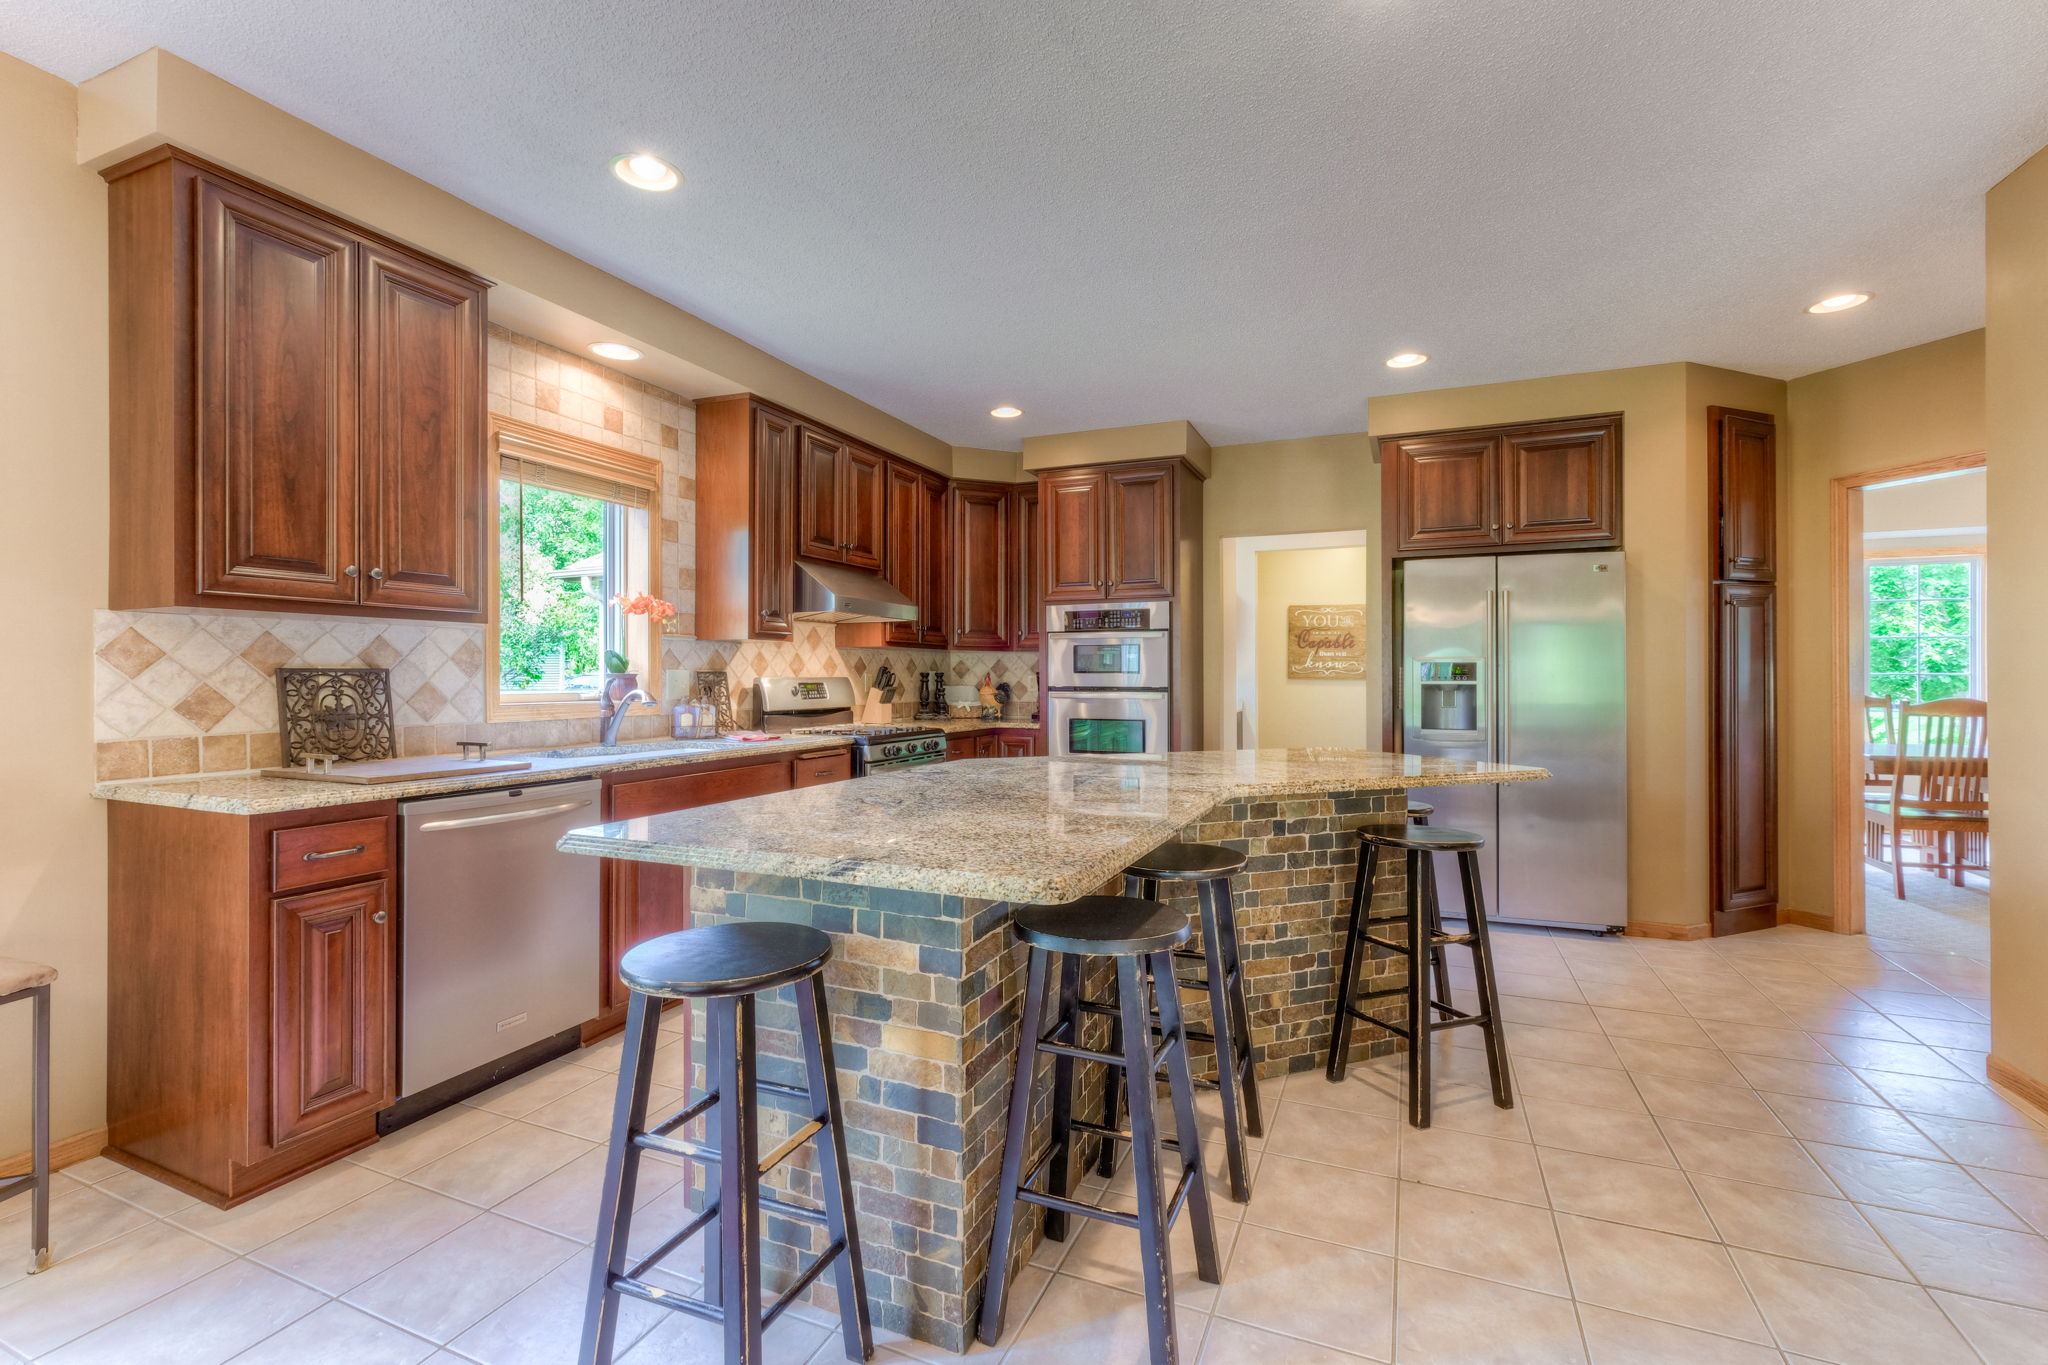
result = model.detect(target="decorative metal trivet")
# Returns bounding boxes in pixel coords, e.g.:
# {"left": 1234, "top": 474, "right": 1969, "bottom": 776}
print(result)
{"left": 692, "top": 670, "right": 737, "bottom": 733}
{"left": 276, "top": 667, "right": 396, "bottom": 765}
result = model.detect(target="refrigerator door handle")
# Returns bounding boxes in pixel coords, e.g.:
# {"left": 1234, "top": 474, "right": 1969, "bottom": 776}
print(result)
{"left": 1497, "top": 587, "right": 1512, "bottom": 763}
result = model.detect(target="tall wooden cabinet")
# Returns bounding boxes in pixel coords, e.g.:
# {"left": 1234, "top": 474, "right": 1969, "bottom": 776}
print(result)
{"left": 104, "top": 147, "right": 490, "bottom": 620}
{"left": 1383, "top": 415, "right": 1621, "bottom": 556}
{"left": 1709, "top": 408, "right": 1779, "bottom": 935}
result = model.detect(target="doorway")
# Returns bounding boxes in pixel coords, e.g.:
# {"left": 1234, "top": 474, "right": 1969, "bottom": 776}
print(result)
{"left": 1830, "top": 455, "right": 1988, "bottom": 947}
{"left": 1217, "top": 530, "right": 1373, "bottom": 748}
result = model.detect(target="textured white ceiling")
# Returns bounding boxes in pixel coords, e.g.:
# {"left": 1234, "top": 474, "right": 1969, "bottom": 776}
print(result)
{"left": 9, "top": 1, "right": 2048, "bottom": 447}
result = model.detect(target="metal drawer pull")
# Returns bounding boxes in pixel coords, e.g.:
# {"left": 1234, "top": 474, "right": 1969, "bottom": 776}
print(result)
{"left": 303, "top": 844, "right": 366, "bottom": 861}
{"left": 416, "top": 798, "right": 591, "bottom": 833}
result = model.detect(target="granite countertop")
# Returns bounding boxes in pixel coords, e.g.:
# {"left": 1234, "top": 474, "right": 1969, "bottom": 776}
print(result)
{"left": 90, "top": 734, "right": 856, "bottom": 816}
{"left": 559, "top": 749, "right": 1549, "bottom": 903}
{"left": 923, "top": 717, "right": 1040, "bottom": 733}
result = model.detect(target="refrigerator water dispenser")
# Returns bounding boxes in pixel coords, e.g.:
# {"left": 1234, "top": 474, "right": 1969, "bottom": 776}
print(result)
{"left": 1417, "top": 660, "right": 1480, "bottom": 731}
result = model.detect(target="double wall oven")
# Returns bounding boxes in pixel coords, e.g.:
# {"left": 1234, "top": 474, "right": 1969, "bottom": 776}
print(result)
{"left": 1044, "top": 600, "right": 1172, "bottom": 760}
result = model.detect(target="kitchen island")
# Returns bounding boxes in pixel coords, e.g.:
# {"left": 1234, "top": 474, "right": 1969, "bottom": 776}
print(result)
{"left": 559, "top": 749, "right": 1547, "bottom": 1350}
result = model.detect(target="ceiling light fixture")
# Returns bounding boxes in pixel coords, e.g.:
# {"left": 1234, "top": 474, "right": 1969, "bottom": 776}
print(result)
{"left": 1806, "top": 293, "right": 1870, "bottom": 314}
{"left": 1385, "top": 352, "right": 1429, "bottom": 368}
{"left": 589, "top": 342, "right": 642, "bottom": 361}
{"left": 611, "top": 153, "right": 681, "bottom": 192}
{"left": 990, "top": 406, "right": 1023, "bottom": 419}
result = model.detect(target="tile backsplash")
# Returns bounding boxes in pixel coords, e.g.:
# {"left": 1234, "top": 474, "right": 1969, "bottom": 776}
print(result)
{"left": 92, "top": 325, "right": 1038, "bottom": 782}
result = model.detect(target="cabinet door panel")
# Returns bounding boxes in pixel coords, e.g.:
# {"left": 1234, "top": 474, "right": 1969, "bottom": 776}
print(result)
{"left": 1106, "top": 463, "right": 1175, "bottom": 597}
{"left": 920, "top": 470, "right": 951, "bottom": 646}
{"left": 997, "top": 732, "right": 1037, "bottom": 757}
{"left": 1501, "top": 423, "right": 1619, "bottom": 547}
{"left": 1010, "top": 481, "right": 1043, "bottom": 650}
{"left": 950, "top": 485, "right": 1010, "bottom": 649}
{"left": 269, "top": 879, "right": 391, "bottom": 1148}
{"left": 358, "top": 246, "right": 487, "bottom": 613}
{"left": 797, "top": 427, "right": 848, "bottom": 561}
{"left": 195, "top": 178, "right": 359, "bottom": 602}
{"left": 1712, "top": 408, "right": 1777, "bottom": 581}
{"left": 842, "top": 444, "right": 886, "bottom": 571}
{"left": 882, "top": 460, "right": 927, "bottom": 646}
{"left": 1042, "top": 470, "right": 1108, "bottom": 602}
{"left": 752, "top": 406, "right": 798, "bottom": 639}
{"left": 1390, "top": 435, "right": 1499, "bottom": 553}
{"left": 1712, "top": 581, "right": 1777, "bottom": 930}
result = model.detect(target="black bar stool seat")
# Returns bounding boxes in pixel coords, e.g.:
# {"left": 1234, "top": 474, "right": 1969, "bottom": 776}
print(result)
{"left": 1406, "top": 800, "right": 1435, "bottom": 823}
{"left": 1123, "top": 841, "right": 1248, "bottom": 880}
{"left": 1325, "top": 824, "right": 1515, "bottom": 1128}
{"left": 981, "top": 895, "right": 1218, "bottom": 1364}
{"left": 583, "top": 923, "right": 872, "bottom": 1364}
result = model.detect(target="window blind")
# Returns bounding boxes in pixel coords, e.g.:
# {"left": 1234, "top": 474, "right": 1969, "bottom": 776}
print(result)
{"left": 498, "top": 452, "right": 654, "bottom": 509}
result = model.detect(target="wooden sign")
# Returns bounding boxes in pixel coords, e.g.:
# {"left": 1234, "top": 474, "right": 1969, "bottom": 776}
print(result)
{"left": 1287, "top": 605, "right": 1368, "bottom": 679}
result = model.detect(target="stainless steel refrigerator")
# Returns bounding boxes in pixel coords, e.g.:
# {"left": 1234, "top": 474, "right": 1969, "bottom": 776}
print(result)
{"left": 1401, "top": 551, "right": 1627, "bottom": 930}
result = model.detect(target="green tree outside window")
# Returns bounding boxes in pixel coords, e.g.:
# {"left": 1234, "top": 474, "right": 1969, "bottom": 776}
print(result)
{"left": 498, "top": 479, "right": 609, "bottom": 691}
{"left": 1867, "top": 559, "right": 1976, "bottom": 709}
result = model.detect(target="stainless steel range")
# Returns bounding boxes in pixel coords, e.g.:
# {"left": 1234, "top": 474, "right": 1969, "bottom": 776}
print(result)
{"left": 754, "top": 675, "right": 947, "bottom": 773}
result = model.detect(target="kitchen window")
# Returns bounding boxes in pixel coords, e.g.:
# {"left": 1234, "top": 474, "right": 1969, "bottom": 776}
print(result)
{"left": 488, "top": 417, "right": 664, "bottom": 719}
{"left": 1865, "top": 555, "right": 1983, "bottom": 712}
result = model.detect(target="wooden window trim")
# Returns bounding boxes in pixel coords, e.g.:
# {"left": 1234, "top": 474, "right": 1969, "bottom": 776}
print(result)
{"left": 486, "top": 415, "right": 666, "bottom": 722}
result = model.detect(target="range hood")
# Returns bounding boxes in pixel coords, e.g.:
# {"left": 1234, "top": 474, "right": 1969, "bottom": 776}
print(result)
{"left": 790, "top": 558, "right": 918, "bottom": 624}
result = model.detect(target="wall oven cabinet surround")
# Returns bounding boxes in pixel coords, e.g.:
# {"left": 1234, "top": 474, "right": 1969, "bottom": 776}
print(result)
{"left": 1383, "top": 415, "right": 1622, "bottom": 556}
{"left": 103, "top": 146, "right": 490, "bottom": 621}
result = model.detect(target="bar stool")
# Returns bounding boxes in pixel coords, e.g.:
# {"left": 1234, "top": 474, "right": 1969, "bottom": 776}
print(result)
{"left": 0, "top": 958, "right": 53, "bottom": 1274}
{"left": 1325, "top": 827, "right": 1514, "bottom": 1128}
{"left": 1404, "top": 802, "right": 1453, "bottom": 1004}
{"left": 1095, "top": 841, "right": 1262, "bottom": 1203}
{"left": 1407, "top": 800, "right": 1434, "bottom": 825}
{"left": 980, "top": 896, "right": 1219, "bottom": 1365}
{"left": 581, "top": 923, "right": 872, "bottom": 1364}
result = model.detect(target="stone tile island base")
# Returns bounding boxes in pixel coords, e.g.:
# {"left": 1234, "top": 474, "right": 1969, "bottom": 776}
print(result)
{"left": 673, "top": 788, "right": 1409, "bottom": 1351}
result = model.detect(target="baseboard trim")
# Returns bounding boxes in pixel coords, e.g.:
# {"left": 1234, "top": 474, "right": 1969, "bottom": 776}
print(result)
{"left": 1624, "top": 921, "right": 1712, "bottom": 941}
{"left": 0, "top": 1126, "right": 107, "bottom": 1178}
{"left": 1987, "top": 1055, "right": 2048, "bottom": 1124}
{"left": 1776, "top": 908, "right": 1836, "bottom": 932}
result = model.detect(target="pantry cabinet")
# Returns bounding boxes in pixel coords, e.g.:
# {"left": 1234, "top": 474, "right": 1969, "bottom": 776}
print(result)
{"left": 104, "top": 146, "right": 490, "bottom": 620}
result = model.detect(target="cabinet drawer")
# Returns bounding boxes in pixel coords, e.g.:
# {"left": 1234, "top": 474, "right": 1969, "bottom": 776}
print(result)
{"left": 272, "top": 816, "right": 392, "bottom": 892}
{"left": 609, "top": 758, "right": 792, "bottom": 820}
{"left": 791, "top": 748, "right": 853, "bottom": 787}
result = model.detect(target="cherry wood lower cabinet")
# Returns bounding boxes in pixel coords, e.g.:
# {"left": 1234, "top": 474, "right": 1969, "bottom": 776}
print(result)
{"left": 946, "top": 728, "right": 1040, "bottom": 759}
{"left": 106, "top": 801, "right": 400, "bottom": 1207}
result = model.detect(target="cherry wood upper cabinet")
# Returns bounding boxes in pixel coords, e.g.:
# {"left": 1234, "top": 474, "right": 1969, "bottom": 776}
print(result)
{"left": 1105, "top": 462, "right": 1175, "bottom": 597}
{"left": 842, "top": 444, "right": 886, "bottom": 570}
{"left": 1384, "top": 415, "right": 1621, "bottom": 557}
{"left": 950, "top": 481, "right": 1011, "bottom": 649}
{"left": 795, "top": 426, "right": 886, "bottom": 569}
{"left": 918, "top": 467, "right": 951, "bottom": 647}
{"left": 104, "top": 147, "right": 491, "bottom": 621}
{"left": 880, "top": 458, "right": 952, "bottom": 646}
{"left": 1711, "top": 407, "right": 1777, "bottom": 582}
{"left": 696, "top": 395, "right": 797, "bottom": 642}
{"left": 1010, "top": 480, "right": 1044, "bottom": 650}
{"left": 357, "top": 246, "right": 487, "bottom": 613}
{"left": 1042, "top": 468, "right": 1111, "bottom": 602}
{"left": 267, "top": 878, "right": 393, "bottom": 1150}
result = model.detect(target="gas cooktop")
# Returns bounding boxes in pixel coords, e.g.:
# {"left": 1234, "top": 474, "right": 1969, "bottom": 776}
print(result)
{"left": 793, "top": 723, "right": 945, "bottom": 740}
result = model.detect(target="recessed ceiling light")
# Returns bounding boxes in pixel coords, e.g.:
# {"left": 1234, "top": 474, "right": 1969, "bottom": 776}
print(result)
{"left": 611, "top": 153, "right": 680, "bottom": 192}
{"left": 589, "top": 342, "right": 642, "bottom": 361}
{"left": 1806, "top": 293, "right": 1870, "bottom": 314}
{"left": 990, "top": 406, "right": 1023, "bottom": 419}
{"left": 1385, "top": 352, "right": 1429, "bottom": 368}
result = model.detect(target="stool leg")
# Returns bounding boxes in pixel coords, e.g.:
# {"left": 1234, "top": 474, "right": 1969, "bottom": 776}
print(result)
{"left": 700, "top": 998, "right": 723, "bottom": 1307}
{"left": 579, "top": 990, "right": 663, "bottom": 1365}
{"left": 1458, "top": 850, "right": 1516, "bottom": 1110}
{"left": 29, "top": 984, "right": 50, "bottom": 1274}
{"left": 1209, "top": 875, "right": 1263, "bottom": 1140}
{"left": 1119, "top": 955, "right": 1182, "bottom": 1365}
{"left": 1325, "top": 839, "right": 1378, "bottom": 1081}
{"left": 977, "top": 947, "right": 1050, "bottom": 1348}
{"left": 1097, "top": 882, "right": 1130, "bottom": 1177}
{"left": 1406, "top": 850, "right": 1434, "bottom": 1129}
{"left": 1045, "top": 953, "right": 1080, "bottom": 1242}
{"left": 1420, "top": 851, "right": 1453, "bottom": 1011}
{"left": 1196, "top": 877, "right": 1250, "bottom": 1202}
{"left": 1151, "top": 951, "right": 1220, "bottom": 1289}
{"left": 797, "top": 973, "right": 874, "bottom": 1362}
{"left": 716, "top": 994, "right": 764, "bottom": 1364}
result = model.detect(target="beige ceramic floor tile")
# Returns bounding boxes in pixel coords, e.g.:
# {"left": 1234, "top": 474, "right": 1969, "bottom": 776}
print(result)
{"left": 1282, "top": 1064, "right": 1404, "bottom": 1118}
{"left": 1574, "top": 977, "right": 1689, "bottom": 1016}
{"left": 1893, "top": 1016, "right": 1995, "bottom": 1052}
{"left": 1508, "top": 1057, "right": 1647, "bottom": 1113}
{"left": 0, "top": 1180, "right": 155, "bottom": 1264}
{"left": 1687, "top": 1171, "right": 1907, "bottom": 1279}
{"left": 1399, "top": 1126, "right": 1548, "bottom": 1207}
{"left": 446, "top": 1256, "right": 670, "bottom": 1364}
{"left": 90, "top": 1167, "right": 202, "bottom": 1218}
{"left": 170, "top": 1160, "right": 392, "bottom": 1254}
{"left": 250, "top": 1179, "right": 481, "bottom": 1295}
{"left": 1258, "top": 1100, "right": 1400, "bottom": 1175}
{"left": 1758, "top": 1090, "right": 1948, "bottom": 1159}
{"left": 1198, "top": 1317, "right": 1372, "bottom": 1363}
{"left": 1656, "top": 1117, "right": 1839, "bottom": 1196}
{"left": 1240, "top": 1153, "right": 1396, "bottom": 1254}
{"left": 489, "top": 1142, "right": 687, "bottom": 1242}
{"left": 1803, "top": 1141, "right": 2027, "bottom": 1229}
{"left": 1723, "top": 1053, "right": 1880, "bottom": 1105}
{"left": 1393, "top": 1259, "right": 1585, "bottom": 1364}
{"left": 1211, "top": 1223, "right": 1393, "bottom": 1359}
{"left": 1497, "top": 995, "right": 1603, "bottom": 1034}
{"left": 1814, "top": 1034, "right": 1970, "bottom": 1081}
{"left": 1729, "top": 1247, "right": 1978, "bottom": 1365}
{"left": 1003, "top": 1274, "right": 1207, "bottom": 1365}
{"left": 1631, "top": 1075, "right": 1789, "bottom": 1135}
{"left": 1395, "top": 1181, "right": 1568, "bottom": 1295}
{"left": 0, "top": 1221, "right": 234, "bottom": 1358}
{"left": 342, "top": 1211, "right": 583, "bottom": 1343}
{"left": 352, "top": 1105, "right": 515, "bottom": 1176}
{"left": 1969, "top": 1165, "right": 2048, "bottom": 1234}
{"left": 1592, "top": 1007, "right": 1713, "bottom": 1047}
{"left": 1554, "top": 1214, "right": 1769, "bottom": 1344}
{"left": 1694, "top": 1019, "right": 1833, "bottom": 1062}
{"left": 1522, "top": 1097, "right": 1674, "bottom": 1165}
{"left": 39, "top": 1258, "right": 323, "bottom": 1365}
{"left": 223, "top": 1300, "right": 439, "bottom": 1365}
{"left": 1854, "top": 1070, "right": 2038, "bottom": 1126}
{"left": 1535, "top": 1148, "right": 1714, "bottom": 1238}
{"left": 1907, "top": 1112, "right": 2048, "bottom": 1177}
{"left": 1059, "top": 1194, "right": 1237, "bottom": 1312}
{"left": 1860, "top": 1207, "right": 2048, "bottom": 1311}
{"left": 1575, "top": 1304, "right": 1781, "bottom": 1365}
{"left": 467, "top": 1056, "right": 608, "bottom": 1118}
{"left": 1853, "top": 989, "right": 1982, "bottom": 1022}
{"left": 524, "top": 1076, "right": 688, "bottom": 1144}
{"left": 1425, "top": 1082, "right": 1530, "bottom": 1141}
{"left": 404, "top": 1119, "right": 595, "bottom": 1208}
{"left": 1927, "top": 1290, "right": 2048, "bottom": 1365}
{"left": 1610, "top": 1038, "right": 1744, "bottom": 1086}
{"left": 619, "top": 1298, "right": 833, "bottom": 1364}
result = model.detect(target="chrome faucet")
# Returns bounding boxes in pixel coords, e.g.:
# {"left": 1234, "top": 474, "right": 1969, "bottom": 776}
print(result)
{"left": 599, "top": 685, "right": 655, "bottom": 746}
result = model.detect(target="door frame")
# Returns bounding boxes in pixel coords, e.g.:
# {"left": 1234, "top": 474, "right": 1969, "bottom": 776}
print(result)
{"left": 1828, "top": 451, "right": 1986, "bottom": 934}
{"left": 1216, "top": 529, "right": 1371, "bottom": 749}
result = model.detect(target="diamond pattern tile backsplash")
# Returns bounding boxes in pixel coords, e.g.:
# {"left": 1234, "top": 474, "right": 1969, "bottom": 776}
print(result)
{"left": 92, "top": 326, "right": 1040, "bottom": 782}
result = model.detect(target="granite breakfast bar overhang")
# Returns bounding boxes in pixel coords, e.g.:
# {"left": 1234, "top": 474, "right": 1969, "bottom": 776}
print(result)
{"left": 557, "top": 750, "right": 1547, "bottom": 1351}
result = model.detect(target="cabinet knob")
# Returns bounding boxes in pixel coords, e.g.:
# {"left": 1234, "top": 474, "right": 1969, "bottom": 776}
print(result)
{"left": 343, "top": 564, "right": 359, "bottom": 579}
{"left": 371, "top": 910, "right": 388, "bottom": 924}
{"left": 369, "top": 567, "right": 385, "bottom": 580}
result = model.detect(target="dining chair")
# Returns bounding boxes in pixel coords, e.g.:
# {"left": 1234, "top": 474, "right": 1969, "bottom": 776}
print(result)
{"left": 1863, "top": 698, "right": 1988, "bottom": 897}
{"left": 1862, "top": 694, "right": 1900, "bottom": 798}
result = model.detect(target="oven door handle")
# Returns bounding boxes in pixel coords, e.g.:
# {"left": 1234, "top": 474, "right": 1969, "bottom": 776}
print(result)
{"left": 1046, "top": 689, "right": 1171, "bottom": 699}
{"left": 1046, "top": 630, "right": 1170, "bottom": 640}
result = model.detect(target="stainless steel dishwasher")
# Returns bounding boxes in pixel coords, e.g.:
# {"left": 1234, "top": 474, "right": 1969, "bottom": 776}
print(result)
{"left": 399, "top": 778, "right": 602, "bottom": 1102}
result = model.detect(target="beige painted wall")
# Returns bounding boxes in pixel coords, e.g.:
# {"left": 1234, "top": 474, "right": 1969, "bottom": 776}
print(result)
{"left": 1199, "top": 435, "right": 1379, "bottom": 748}
{"left": 1254, "top": 548, "right": 1376, "bottom": 748}
{"left": 1862, "top": 467, "right": 1986, "bottom": 535}
{"left": 1778, "top": 333, "right": 1986, "bottom": 924}
{"left": 1369, "top": 364, "right": 1788, "bottom": 929}
{"left": 1986, "top": 146, "right": 2048, "bottom": 1093}
{"left": 0, "top": 54, "right": 111, "bottom": 1152}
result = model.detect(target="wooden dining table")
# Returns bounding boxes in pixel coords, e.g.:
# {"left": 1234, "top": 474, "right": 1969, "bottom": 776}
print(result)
{"left": 1864, "top": 743, "right": 1991, "bottom": 783}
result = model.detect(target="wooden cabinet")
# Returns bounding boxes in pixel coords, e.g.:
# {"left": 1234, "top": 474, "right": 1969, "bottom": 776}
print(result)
{"left": 1708, "top": 408, "right": 1778, "bottom": 935}
{"left": 1384, "top": 415, "right": 1621, "bottom": 556}
{"left": 696, "top": 396, "right": 799, "bottom": 641}
{"left": 1042, "top": 468, "right": 1110, "bottom": 602}
{"left": 268, "top": 879, "right": 393, "bottom": 1149}
{"left": 1105, "top": 463, "right": 1176, "bottom": 597}
{"left": 796, "top": 427, "right": 885, "bottom": 570}
{"left": 105, "top": 147, "right": 490, "bottom": 620}
{"left": 1711, "top": 409, "right": 1777, "bottom": 582}
{"left": 1040, "top": 460, "right": 1184, "bottom": 601}
{"left": 1010, "top": 481, "right": 1044, "bottom": 650}
{"left": 791, "top": 747, "right": 853, "bottom": 787}
{"left": 881, "top": 458, "right": 951, "bottom": 646}
{"left": 950, "top": 481, "right": 1011, "bottom": 649}
{"left": 998, "top": 732, "right": 1037, "bottom": 757}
